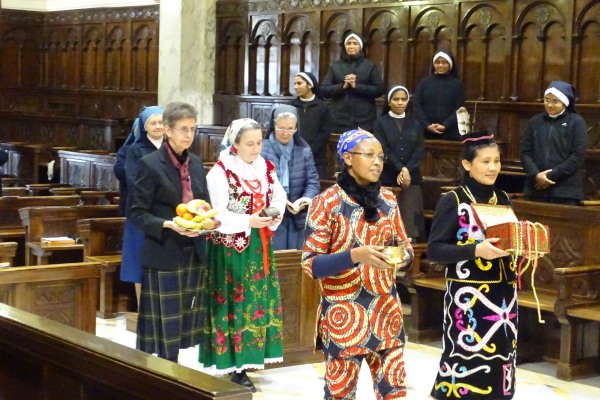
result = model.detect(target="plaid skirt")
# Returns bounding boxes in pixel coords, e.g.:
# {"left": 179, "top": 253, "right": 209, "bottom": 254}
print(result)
{"left": 136, "top": 250, "right": 205, "bottom": 361}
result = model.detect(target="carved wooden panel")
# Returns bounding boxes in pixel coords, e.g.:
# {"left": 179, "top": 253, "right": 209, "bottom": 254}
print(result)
{"left": 278, "top": 266, "right": 303, "bottom": 348}
{"left": 91, "top": 161, "right": 119, "bottom": 191}
{"left": 273, "top": 250, "right": 321, "bottom": 367}
{"left": 215, "top": 0, "right": 600, "bottom": 179}
{"left": 513, "top": 200, "right": 600, "bottom": 291}
{"left": 59, "top": 151, "right": 118, "bottom": 190}
{"left": 62, "top": 158, "right": 90, "bottom": 188}
{"left": 0, "top": 6, "right": 159, "bottom": 149}
{"left": 32, "top": 282, "right": 81, "bottom": 328}
{"left": 0, "top": 287, "right": 13, "bottom": 305}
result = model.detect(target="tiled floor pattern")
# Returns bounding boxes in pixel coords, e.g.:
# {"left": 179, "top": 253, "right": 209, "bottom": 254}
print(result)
{"left": 97, "top": 316, "right": 600, "bottom": 399}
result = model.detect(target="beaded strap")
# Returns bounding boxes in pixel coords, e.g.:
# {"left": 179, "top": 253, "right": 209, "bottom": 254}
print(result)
{"left": 511, "top": 220, "right": 549, "bottom": 323}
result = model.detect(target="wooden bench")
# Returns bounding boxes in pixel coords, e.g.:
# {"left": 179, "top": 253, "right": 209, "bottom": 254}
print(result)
{"left": 49, "top": 187, "right": 119, "bottom": 204}
{"left": 553, "top": 265, "right": 600, "bottom": 380}
{"left": 58, "top": 150, "right": 118, "bottom": 191}
{"left": 0, "top": 242, "right": 18, "bottom": 267}
{"left": 78, "top": 217, "right": 131, "bottom": 318}
{"left": 401, "top": 200, "right": 600, "bottom": 380}
{"left": 0, "top": 261, "right": 102, "bottom": 333}
{"left": 0, "top": 142, "right": 76, "bottom": 185}
{"left": 1, "top": 187, "right": 29, "bottom": 196}
{"left": 270, "top": 249, "right": 322, "bottom": 368}
{"left": 0, "top": 303, "right": 251, "bottom": 400}
{"left": 19, "top": 204, "right": 120, "bottom": 265}
{"left": 0, "top": 195, "right": 81, "bottom": 265}
{"left": 25, "top": 183, "right": 70, "bottom": 196}
{"left": 124, "top": 249, "right": 322, "bottom": 368}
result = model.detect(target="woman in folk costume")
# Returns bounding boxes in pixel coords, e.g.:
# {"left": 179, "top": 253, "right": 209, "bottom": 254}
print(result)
{"left": 302, "top": 129, "right": 413, "bottom": 399}
{"left": 130, "top": 102, "right": 208, "bottom": 363}
{"left": 428, "top": 129, "right": 518, "bottom": 399}
{"left": 199, "top": 118, "right": 286, "bottom": 392}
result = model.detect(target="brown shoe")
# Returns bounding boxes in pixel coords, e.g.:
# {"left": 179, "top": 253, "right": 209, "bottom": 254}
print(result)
{"left": 230, "top": 370, "right": 257, "bottom": 393}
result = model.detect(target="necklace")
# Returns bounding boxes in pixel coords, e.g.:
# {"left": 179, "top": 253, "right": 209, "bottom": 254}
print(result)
{"left": 463, "top": 185, "right": 497, "bottom": 205}
{"left": 242, "top": 178, "right": 264, "bottom": 211}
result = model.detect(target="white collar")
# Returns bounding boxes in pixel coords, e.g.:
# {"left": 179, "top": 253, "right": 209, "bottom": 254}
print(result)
{"left": 148, "top": 136, "right": 163, "bottom": 149}
{"left": 388, "top": 110, "right": 406, "bottom": 119}
{"left": 548, "top": 109, "right": 566, "bottom": 119}
{"left": 300, "top": 94, "right": 315, "bottom": 102}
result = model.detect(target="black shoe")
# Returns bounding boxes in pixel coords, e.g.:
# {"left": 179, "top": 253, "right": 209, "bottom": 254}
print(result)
{"left": 230, "top": 370, "right": 257, "bottom": 393}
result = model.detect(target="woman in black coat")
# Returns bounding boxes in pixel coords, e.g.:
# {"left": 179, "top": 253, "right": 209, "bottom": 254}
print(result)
{"left": 373, "top": 86, "right": 427, "bottom": 242}
{"left": 520, "top": 80, "right": 588, "bottom": 204}
{"left": 413, "top": 50, "right": 465, "bottom": 141}
{"left": 130, "top": 101, "right": 209, "bottom": 363}
{"left": 266, "top": 72, "right": 332, "bottom": 178}
{"left": 321, "top": 31, "right": 384, "bottom": 133}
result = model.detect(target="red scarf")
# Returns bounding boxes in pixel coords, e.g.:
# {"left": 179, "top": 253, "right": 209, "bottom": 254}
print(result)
{"left": 164, "top": 142, "right": 193, "bottom": 203}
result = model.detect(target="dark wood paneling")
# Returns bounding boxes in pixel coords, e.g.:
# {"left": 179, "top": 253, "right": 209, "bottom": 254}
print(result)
{"left": 215, "top": 0, "right": 600, "bottom": 168}
{"left": 0, "top": 303, "right": 252, "bottom": 400}
{"left": 0, "top": 6, "right": 160, "bottom": 151}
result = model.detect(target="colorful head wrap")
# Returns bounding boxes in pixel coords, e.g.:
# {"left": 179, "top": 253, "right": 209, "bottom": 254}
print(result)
{"left": 220, "top": 118, "right": 258, "bottom": 154}
{"left": 337, "top": 128, "right": 376, "bottom": 162}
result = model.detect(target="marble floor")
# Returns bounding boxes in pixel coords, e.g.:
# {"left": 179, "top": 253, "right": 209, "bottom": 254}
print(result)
{"left": 97, "top": 315, "right": 600, "bottom": 399}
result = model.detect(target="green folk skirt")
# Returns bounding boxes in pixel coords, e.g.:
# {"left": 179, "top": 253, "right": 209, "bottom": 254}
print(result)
{"left": 198, "top": 228, "right": 284, "bottom": 373}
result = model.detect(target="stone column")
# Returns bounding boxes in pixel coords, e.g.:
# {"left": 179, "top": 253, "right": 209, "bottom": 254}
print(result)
{"left": 158, "top": 0, "right": 215, "bottom": 124}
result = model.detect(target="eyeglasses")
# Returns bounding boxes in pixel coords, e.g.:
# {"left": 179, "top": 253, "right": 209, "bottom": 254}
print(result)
{"left": 171, "top": 126, "right": 195, "bottom": 135}
{"left": 348, "top": 152, "right": 387, "bottom": 163}
{"left": 543, "top": 97, "right": 563, "bottom": 106}
{"left": 275, "top": 128, "right": 296, "bottom": 134}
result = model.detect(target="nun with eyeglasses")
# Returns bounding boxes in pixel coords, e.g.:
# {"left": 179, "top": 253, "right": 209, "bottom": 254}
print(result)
{"left": 262, "top": 105, "right": 320, "bottom": 250}
{"left": 520, "top": 80, "right": 588, "bottom": 205}
{"left": 321, "top": 31, "right": 385, "bottom": 134}
{"left": 413, "top": 50, "right": 465, "bottom": 141}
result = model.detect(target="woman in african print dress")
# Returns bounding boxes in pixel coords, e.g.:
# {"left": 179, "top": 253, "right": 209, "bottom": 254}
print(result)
{"left": 199, "top": 118, "right": 286, "bottom": 393}
{"left": 428, "top": 131, "right": 517, "bottom": 399}
{"left": 302, "top": 129, "right": 413, "bottom": 400}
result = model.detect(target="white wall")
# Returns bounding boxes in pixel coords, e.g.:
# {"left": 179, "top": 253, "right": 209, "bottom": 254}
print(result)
{"left": 1, "top": 0, "right": 158, "bottom": 11}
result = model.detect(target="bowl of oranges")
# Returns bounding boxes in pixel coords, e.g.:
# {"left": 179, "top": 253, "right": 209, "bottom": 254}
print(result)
{"left": 173, "top": 199, "right": 220, "bottom": 233}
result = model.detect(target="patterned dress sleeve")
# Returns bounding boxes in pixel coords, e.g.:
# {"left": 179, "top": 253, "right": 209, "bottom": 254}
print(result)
{"left": 301, "top": 190, "right": 355, "bottom": 279}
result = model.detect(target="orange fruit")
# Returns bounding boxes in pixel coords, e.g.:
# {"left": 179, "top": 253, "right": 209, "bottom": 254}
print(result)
{"left": 176, "top": 203, "right": 188, "bottom": 217}
{"left": 182, "top": 212, "right": 194, "bottom": 221}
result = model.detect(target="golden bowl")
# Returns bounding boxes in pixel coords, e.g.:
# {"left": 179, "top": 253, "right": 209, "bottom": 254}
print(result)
{"left": 382, "top": 246, "right": 407, "bottom": 265}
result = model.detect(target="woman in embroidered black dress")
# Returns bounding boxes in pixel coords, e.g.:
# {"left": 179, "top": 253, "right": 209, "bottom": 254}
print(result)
{"left": 428, "top": 131, "right": 518, "bottom": 399}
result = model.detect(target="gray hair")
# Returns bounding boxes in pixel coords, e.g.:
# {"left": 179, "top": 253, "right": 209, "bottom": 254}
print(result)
{"left": 163, "top": 101, "right": 197, "bottom": 127}
{"left": 274, "top": 111, "right": 297, "bottom": 124}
